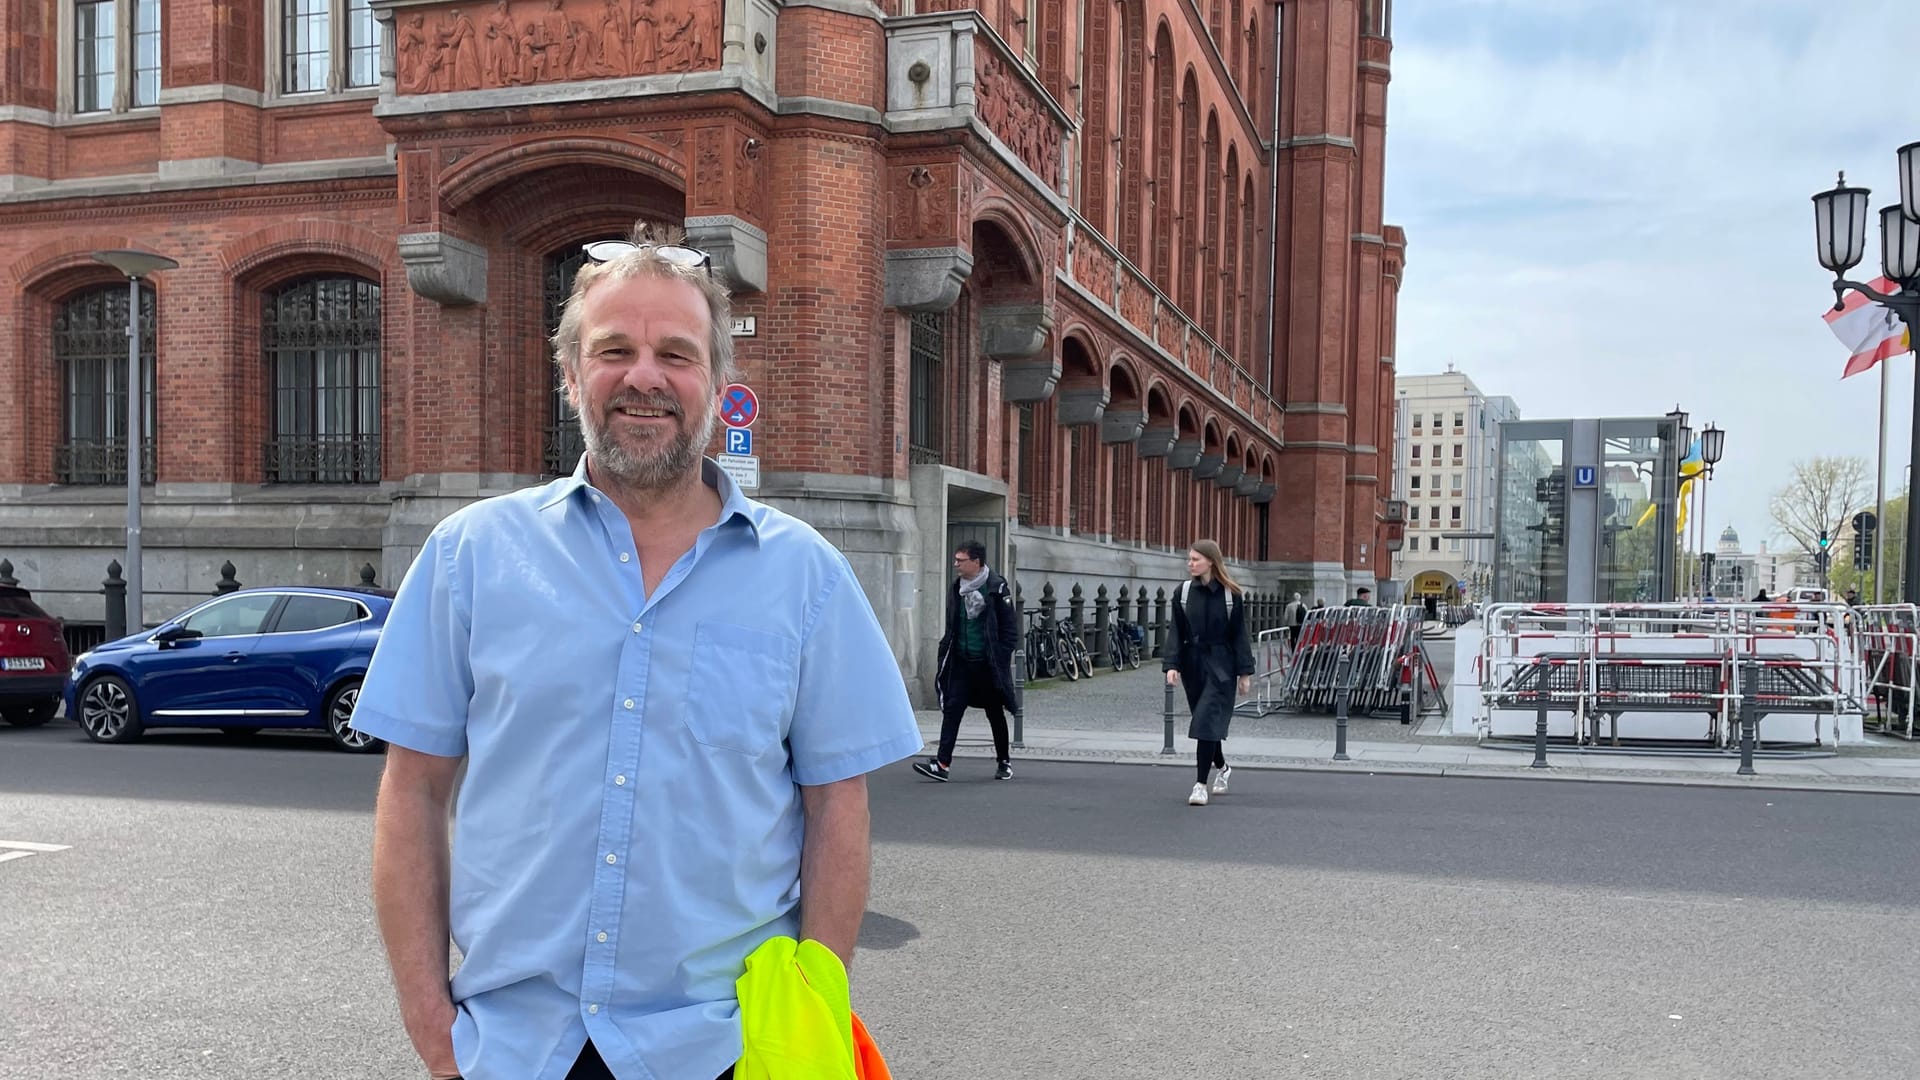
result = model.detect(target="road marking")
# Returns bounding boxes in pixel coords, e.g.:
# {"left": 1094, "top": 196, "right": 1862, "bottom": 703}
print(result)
{"left": 0, "top": 840, "right": 71, "bottom": 867}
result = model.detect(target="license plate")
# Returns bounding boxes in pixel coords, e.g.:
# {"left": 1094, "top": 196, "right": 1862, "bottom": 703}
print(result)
{"left": 2, "top": 657, "right": 46, "bottom": 671}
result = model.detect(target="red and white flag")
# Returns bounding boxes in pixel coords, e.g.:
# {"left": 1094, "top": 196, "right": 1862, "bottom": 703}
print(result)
{"left": 1824, "top": 277, "right": 1911, "bottom": 379}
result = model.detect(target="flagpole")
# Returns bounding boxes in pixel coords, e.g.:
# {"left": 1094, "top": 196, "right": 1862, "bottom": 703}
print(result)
{"left": 1876, "top": 355, "right": 1889, "bottom": 602}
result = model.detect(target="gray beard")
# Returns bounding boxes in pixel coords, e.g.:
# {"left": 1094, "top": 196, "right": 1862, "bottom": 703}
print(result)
{"left": 581, "top": 400, "right": 717, "bottom": 494}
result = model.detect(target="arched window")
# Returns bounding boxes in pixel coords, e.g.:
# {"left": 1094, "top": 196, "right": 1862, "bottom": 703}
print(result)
{"left": 54, "top": 284, "right": 155, "bottom": 485}
{"left": 1118, "top": 2, "right": 1147, "bottom": 265}
{"left": 1223, "top": 145, "right": 1240, "bottom": 359}
{"left": 1241, "top": 174, "right": 1258, "bottom": 364}
{"left": 263, "top": 276, "right": 381, "bottom": 484}
{"left": 1178, "top": 70, "right": 1200, "bottom": 316}
{"left": 1229, "top": 0, "right": 1243, "bottom": 89}
{"left": 1151, "top": 24, "right": 1177, "bottom": 290}
{"left": 543, "top": 245, "right": 590, "bottom": 475}
{"left": 1202, "top": 114, "right": 1221, "bottom": 340}
{"left": 1080, "top": 0, "right": 1113, "bottom": 238}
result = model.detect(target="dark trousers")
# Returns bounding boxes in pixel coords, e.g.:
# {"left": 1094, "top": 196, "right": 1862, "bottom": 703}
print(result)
{"left": 1196, "top": 739, "right": 1226, "bottom": 784}
{"left": 937, "top": 658, "right": 1010, "bottom": 764}
{"left": 567, "top": 1041, "right": 732, "bottom": 1079}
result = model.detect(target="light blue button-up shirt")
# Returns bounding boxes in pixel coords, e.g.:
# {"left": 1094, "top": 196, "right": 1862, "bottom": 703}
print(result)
{"left": 352, "top": 457, "right": 922, "bottom": 1080}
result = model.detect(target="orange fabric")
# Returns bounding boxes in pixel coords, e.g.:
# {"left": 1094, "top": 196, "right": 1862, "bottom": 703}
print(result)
{"left": 850, "top": 1012, "right": 892, "bottom": 1080}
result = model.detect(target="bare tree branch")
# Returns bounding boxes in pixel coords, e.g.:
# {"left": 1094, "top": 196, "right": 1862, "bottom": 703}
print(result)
{"left": 1769, "top": 455, "right": 1869, "bottom": 559}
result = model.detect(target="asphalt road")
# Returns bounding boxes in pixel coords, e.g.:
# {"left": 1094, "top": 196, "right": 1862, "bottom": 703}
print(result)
{"left": 2, "top": 722, "right": 1915, "bottom": 1079}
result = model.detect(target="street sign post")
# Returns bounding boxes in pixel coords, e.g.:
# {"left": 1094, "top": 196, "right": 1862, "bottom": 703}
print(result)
{"left": 724, "top": 427, "right": 752, "bottom": 456}
{"left": 720, "top": 383, "right": 758, "bottom": 428}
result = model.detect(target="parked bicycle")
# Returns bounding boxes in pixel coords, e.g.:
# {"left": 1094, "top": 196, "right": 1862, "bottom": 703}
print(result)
{"left": 1021, "top": 608, "right": 1059, "bottom": 682}
{"left": 1109, "top": 619, "right": 1145, "bottom": 671}
{"left": 1052, "top": 616, "right": 1094, "bottom": 681}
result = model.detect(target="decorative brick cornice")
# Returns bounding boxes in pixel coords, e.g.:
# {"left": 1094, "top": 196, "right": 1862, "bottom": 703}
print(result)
{"left": 221, "top": 219, "right": 399, "bottom": 284}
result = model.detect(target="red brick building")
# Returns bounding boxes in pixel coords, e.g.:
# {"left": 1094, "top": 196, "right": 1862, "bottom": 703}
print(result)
{"left": 0, "top": 0, "right": 1402, "bottom": 701}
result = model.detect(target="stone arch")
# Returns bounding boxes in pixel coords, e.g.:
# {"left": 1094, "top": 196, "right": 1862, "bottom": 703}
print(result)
{"left": 1178, "top": 68, "right": 1201, "bottom": 317}
{"left": 1151, "top": 21, "right": 1178, "bottom": 293}
{"left": 11, "top": 233, "right": 137, "bottom": 292}
{"left": 1145, "top": 382, "right": 1176, "bottom": 426}
{"left": 970, "top": 203, "right": 1046, "bottom": 293}
{"left": 1107, "top": 355, "right": 1145, "bottom": 408}
{"left": 439, "top": 134, "right": 686, "bottom": 216}
{"left": 1202, "top": 111, "right": 1222, "bottom": 342}
{"left": 221, "top": 220, "right": 397, "bottom": 287}
{"left": 1060, "top": 330, "right": 1102, "bottom": 382}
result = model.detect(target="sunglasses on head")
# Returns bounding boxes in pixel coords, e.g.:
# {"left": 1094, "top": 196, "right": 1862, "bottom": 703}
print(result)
{"left": 582, "top": 240, "right": 714, "bottom": 276}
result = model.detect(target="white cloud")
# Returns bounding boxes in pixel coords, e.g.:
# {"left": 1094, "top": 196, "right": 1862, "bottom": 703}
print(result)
{"left": 1386, "top": 0, "right": 1920, "bottom": 553}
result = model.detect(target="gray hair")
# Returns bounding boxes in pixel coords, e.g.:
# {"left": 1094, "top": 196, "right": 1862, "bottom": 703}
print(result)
{"left": 550, "top": 225, "right": 737, "bottom": 392}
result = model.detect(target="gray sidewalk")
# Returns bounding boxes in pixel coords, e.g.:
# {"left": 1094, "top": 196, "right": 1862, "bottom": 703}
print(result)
{"left": 912, "top": 658, "right": 1920, "bottom": 794}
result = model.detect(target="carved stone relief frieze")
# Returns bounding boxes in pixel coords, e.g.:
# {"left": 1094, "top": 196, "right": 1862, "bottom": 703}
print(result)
{"left": 890, "top": 165, "right": 953, "bottom": 243}
{"left": 693, "top": 126, "right": 725, "bottom": 209}
{"left": 396, "top": 0, "right": 720, "bottom": 95}
{"left": 973, "top": 41, "right": 1061, "bottom": 183}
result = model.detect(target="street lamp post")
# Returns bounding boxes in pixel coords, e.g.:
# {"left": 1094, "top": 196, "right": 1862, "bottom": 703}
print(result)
{"left": 89, "top": 249, "right": 178, "bottom": 633}
{"left": 1814, "top": 150, "right": 1920, "bottom": 602}
{"left": 1699, "top": 423, "right": 1726, "bottom": 600}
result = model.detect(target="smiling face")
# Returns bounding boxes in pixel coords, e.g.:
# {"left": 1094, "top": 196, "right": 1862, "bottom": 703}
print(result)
{"left": 564, "top": 272, "right": 719, "bottom": 494}
{"left": 1186, "top": 548, "right": 1212, "bottom": 579}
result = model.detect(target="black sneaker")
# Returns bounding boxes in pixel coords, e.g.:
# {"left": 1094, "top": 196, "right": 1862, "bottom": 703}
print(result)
{"left": 994, "top": 761, "right": 1013, "bottom": 781}
{"left": 912, "top": 759, "right": 951, "bottom": 782}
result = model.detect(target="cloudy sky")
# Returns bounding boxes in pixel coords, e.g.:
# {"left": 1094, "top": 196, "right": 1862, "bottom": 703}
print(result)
{"left": 1385, "top": 0, "right": 1920, "bottom": 554}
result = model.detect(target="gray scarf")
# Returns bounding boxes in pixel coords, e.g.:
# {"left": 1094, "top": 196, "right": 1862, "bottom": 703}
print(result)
{"left": 958, "top": 566, "right": 991, "bottom": 619}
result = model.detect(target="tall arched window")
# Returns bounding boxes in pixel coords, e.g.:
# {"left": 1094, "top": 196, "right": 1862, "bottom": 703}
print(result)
{"left": 1118, "top": 2, "right": 1147, "bottom": 265}
{"left": 1202, "top": 114, "right": 1221, "bottom": 340}
{"left": 1229, "top": 0, "right": 1243, "bottom": 89}
{"left": 1178, "top": 70, "right": 1200, "bottom": 316}
{"left": 1223, "top": 145, "right": 1241, "bottom": 359}
{"left": 1151, "top": 24, "right": 1177, "bottom": 291}
{"left": 264, "top": 276, "right": 381, "bottom": 484}
{"left": 543, "top": 245, "right": 590, "bottom": 475}
{"left": 1080, "top": 0, "right": 1113, "bottom": 238}
{"left": 55, "top": 284, "right": 155, "bottom": 485}
{"left": 1241, "top": 174, "right": 1258, "bottom": 364}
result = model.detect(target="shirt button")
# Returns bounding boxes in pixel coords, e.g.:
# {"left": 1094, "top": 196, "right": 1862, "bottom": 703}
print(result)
{"left": 588, "top": 1003, "right": 600, "bottom": 1014}
{"left": 619, "top": 552, "right": 630, "bottom": 563}
{"left": 614, "top": 775, "right": 626, "bottom": 786}
{"left": 623, "top": 698, "right": 634, "bottom": 710}
{"left": 605, "top": 853, "right": 617, "bottom": 865}
{"left": 597, "top": 931, "right": 609, "bottom": 943}
{"left": 632, "top": 622, "right": 642, "bottom": 633}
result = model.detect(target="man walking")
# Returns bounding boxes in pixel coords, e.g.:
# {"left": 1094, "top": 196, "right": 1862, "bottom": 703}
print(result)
{"left": 1284, "top": 591, "right": 1306, "bottom": 651}
{"left": 1345, "top": 586, "right": 1373, "bottom": 608}
{"left": 355, "top": 227, "right": 922, "bottom": 1080}
{"left": 915, "top": 540, "right": 1018, "bottom": 782}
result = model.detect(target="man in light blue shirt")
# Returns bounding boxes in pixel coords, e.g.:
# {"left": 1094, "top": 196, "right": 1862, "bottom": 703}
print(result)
{"left": 355, "top": 229, "right": 922, "bottom": 1080}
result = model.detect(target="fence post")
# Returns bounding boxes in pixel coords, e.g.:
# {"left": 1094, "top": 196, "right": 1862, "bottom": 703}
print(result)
{"left": 1093, "top": 585, "right": 1111, "bottom": 667}
{"left": 359, "top": 562, "right": 378, "bottom": 587}
{"left": 1162, "top": 670, "right": 1177, "bottom": 754}
{"left": 1117, "top": 584, "right": 1133, "bottom": 631}
{"left": 1532, "top": 658, "right": 1551, "bottom": 769}
{"left": 1040, "top": 581, "right": 1057, "bottom": 629}
{"left": 1333, "top": 647, "right": 1353, "bottom": 761}
{"left": 0, "top": 559, "right": 16, "bottom": 588}
{"left": 1737, "top": 660, "right": 1758, "bottom": 776}
{"left": 103, "top": 560, "right": 127, "bottom": 641}
{"left": 1153, "top": 587, "right": 1168, "bottom": 657}
{"left": 1068, "top": 584, "right": 1085, "bottom": 656}
{"left": 214, "top": 560, "right": 241, "bottom": 594}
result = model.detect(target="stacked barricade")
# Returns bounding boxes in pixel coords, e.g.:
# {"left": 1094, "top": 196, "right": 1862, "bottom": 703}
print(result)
{"left": 1236, "top": 627, "right": 1292, "bottom": 717}
{"left": 1477, "top": 603, "right": 1863, "bottom": 748}
{"left": 1276, "top": 605, "right": 1425, "bottom": 714}
{"left": 1856, "top": 604, "right": 1919, "bottom": 739}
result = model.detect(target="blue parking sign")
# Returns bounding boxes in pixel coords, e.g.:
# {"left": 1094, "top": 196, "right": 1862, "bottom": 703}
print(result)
{"left": 725, "top": 428, "right": 753, "bottom": 456}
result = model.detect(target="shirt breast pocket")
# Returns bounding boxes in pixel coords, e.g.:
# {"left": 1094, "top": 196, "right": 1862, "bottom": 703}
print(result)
{"left": 682, "top": 620, "right": 798, "bottom": 756}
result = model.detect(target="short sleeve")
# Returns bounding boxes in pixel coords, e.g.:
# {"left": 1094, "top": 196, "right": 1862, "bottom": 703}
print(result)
{"left": 787, "top": 557, "right": 924, "bottom": 787}
{"left": 351, "top": 523, "right": 473, "bottom": 758}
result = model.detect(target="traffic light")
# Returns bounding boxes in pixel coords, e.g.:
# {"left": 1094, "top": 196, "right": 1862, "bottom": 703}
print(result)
{"left": 1819, "top": 529, "right": 1830, "bottom": 550}
{"left": 1852, "top": 511, "right": 1878, "bottom": 573}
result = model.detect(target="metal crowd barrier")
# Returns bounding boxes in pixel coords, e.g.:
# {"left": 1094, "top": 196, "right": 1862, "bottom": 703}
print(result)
{"left": 1856, "top": 604, "right": 1919, "bottom": 739}
{"left": 1477, "top": 602, "right": 1860, "bottom": 748}
{"left": 1236, "top": 627, "right": 1292, "bottom": 718}
{"left": 1276, "top": 605, "right": 1426, "bottom": 714}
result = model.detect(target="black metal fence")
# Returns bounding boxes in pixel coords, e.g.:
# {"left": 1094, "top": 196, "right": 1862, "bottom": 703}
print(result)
{"left": 0, "top": 557, "right": 380, "bottom": 655}
{"left": 1014, "top": 579, "right": 1295, "bottom": 675}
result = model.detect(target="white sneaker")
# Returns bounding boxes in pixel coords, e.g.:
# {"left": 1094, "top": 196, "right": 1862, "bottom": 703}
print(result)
{"left": 1211, "top": 765, "right": 1232, "bottom": 795}
{"left": 1188, "top": 783, "right": 1209, "bottom": 806}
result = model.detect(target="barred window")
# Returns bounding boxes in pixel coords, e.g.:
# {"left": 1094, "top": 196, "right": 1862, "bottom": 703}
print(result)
{"left": 55, "top": 284, "right": 156, "bottom": 485}
{"left": 543, "top": 246, "right": 589, "bottom": 475}
{"left": 1017, "top": 402, "right": 1035, "bottom": 521}
{"left": 264, "top": 277, "right": 382, "bottom": 484}
{"left": 908, "top": 311, "right": 944, "bottom": 465}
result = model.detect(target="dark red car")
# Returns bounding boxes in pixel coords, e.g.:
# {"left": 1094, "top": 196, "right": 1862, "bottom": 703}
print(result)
{"left": 0, "top": 585, "right": 72, "bottom": 727}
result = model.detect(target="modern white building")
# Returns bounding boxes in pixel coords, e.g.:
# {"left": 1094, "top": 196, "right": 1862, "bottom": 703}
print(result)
{"left": 1708, "top": 526, "right": 1798, "bottom": 599}
{"left": 1391, "top": 368, "right": 1520, "bottom": 604}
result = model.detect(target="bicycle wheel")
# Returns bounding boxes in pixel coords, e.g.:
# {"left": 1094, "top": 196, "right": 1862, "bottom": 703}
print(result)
{"left": 1032, "top": 631, "right": 1057, "bottom": 680}
{"left": 1111, "top": 631, "right": 1128, "bottom": 672}
{"left": 1124, "top": 631, "right": 1143, "bottom": 670}
{"left": 1056, "top": 626, "right": 1082, "bottom": 681}
{"left": 1067, "top": 628, "right": 1093, "bottom": 679}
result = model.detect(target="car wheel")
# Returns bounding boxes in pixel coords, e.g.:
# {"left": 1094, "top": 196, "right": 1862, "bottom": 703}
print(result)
{"left": 0, "top": 697, "right": 59, "bottom": 727}
{"left": 324, "top": 679, "right": 381, "bottom": 753}
{"left": 78, "top": 675, "right": 144, "bottom": 744}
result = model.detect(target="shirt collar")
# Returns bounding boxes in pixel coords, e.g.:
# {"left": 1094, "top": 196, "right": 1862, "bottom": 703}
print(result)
{"left": 539, "top": 453, "right": 763, "bottom": 545}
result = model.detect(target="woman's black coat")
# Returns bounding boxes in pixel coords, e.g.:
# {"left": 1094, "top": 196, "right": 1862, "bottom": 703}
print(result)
{"left": 1162, "top": 578, "right": 1256, "bottom": 741}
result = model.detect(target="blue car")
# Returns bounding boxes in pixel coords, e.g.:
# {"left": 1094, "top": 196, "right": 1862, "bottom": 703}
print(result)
{"left": 65, "top": 585, "right": 395, "bottom": 753}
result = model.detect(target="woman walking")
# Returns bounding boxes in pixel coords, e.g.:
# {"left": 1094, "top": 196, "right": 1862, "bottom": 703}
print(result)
{"left": 1164, "top": 540, "right": 1255, "bottom": 806}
